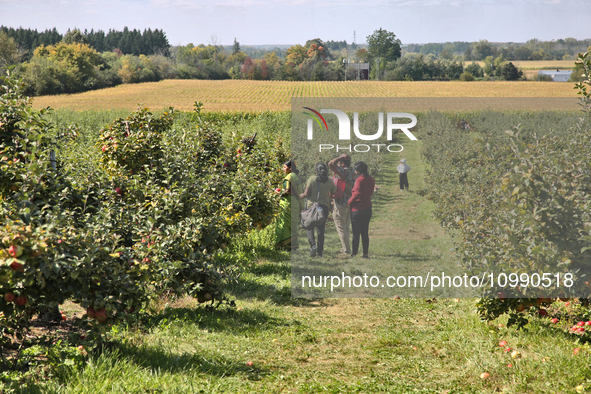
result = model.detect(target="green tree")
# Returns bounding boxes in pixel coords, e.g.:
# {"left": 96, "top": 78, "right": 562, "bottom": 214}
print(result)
{"left": 285, "top": 44, "right": 307, "bottom": 66}
{"left": 439, "top": 47, "right": 454, "bottom": 60}
{"left": 232, "top": 38, "right": 241, "bottom": 55}
{"left": 483, "top": 55, "right": 505, "bottom": 78}
{"left": 366, "top": 28, "right": 401, "bottom": 79}
{"left": 20, "top": 42, "right": 102, "bottom": 95}
{"left": 514, "top": 46, "right": 532, "bottom": 60}
{"left": 465, "top": 62, "right": 483, "bottom": 78}
{"left": 499, "top": 62, "right": 522, "bottom": 80}
{"left": 62, "top": 28, "right": 87, "bottom": 45}
{"left": 473, "top": 40, "right": 494, "bottom": 60}
{"left": 464, "top": 46, "right": 473, "bottom": 61}
{"left": 0, "top": 31, "right": 21, "bottom": 72}
{"left": 355, "top": 48, "right": 370, "bottom": 63}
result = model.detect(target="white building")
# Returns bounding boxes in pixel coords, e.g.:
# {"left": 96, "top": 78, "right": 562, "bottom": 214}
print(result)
{"left": 538, "top": 70, "right": 572, "bottom": 82}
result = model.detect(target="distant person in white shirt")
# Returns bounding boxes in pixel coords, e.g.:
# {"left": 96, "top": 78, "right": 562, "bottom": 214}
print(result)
{"left": 397, "top": 159, "right": 411, "bottom": 192}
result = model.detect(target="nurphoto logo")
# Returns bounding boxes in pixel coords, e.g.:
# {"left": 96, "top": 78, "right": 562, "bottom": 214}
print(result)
{"left": 303, "top": 107, "right": 418, "bottom": 152}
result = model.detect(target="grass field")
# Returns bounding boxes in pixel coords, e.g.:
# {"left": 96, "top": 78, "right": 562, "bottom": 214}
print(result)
{"left": 31, "top": 79, "right": 579, "bottom": 112}
{"left": 473, "top": 59, "right": 576, "bottom": 70}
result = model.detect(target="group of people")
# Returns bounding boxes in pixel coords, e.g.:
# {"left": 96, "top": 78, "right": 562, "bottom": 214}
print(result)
{"left": 275, "top": 154, "right": 411, "bottom": 258}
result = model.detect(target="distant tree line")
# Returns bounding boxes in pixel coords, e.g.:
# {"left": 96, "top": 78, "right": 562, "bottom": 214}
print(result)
{"left": 0, "top": 25, "right": 588, "bottom": 97}
{"left": 84, "top": 27, "right": 170, "bottom": 56}
{"left": 0, "top": 27, "right": 62, "bottom": 61}
{"left": 405, "top": 38, "right": 591, "bottom": 61}
{"left": 0, "top": 26, "right": 170, "bottom": 59}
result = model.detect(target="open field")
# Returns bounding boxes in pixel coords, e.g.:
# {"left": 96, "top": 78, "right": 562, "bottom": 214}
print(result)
{"left": 473, "top": 59, "right": 576, "bottom": 70}
{"left": 31, "top": 79, "right": 579, "bottom": 112}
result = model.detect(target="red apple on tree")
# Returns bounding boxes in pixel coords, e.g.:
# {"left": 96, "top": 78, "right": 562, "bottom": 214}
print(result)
{"left": 94, "top": 308, "right": 107, "bottom": 323}
{"left": 15, "top": 295, "right": 27, "bottom": 306}
{"left": 4, "top": 293, "right": 16, "bottom": 302}
{"left": 8, "top": 245, "right": 23, "bottom": 258}
{"left": 10, "top": 261, "right": 23, "bottom": 272}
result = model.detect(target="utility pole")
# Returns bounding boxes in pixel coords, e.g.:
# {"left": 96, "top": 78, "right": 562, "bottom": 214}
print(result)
{"left": 376, "top": 56, "right": 380, "bottom": 81}
{"left": 353, "top": 30, "right": 360, "bottom": 81}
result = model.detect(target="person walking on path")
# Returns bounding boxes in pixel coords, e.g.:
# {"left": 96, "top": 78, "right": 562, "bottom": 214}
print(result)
{"left": 300, "top": 163, "right": 336, "bottom": 258}
{"left": 328, "top": 153, "right": 357, "bottom": 256}
{"left": 397, "top": 159, "right": 411, "bottom": 191}
{"left": 348, "top": 161, "right": 375, "bottom": 258}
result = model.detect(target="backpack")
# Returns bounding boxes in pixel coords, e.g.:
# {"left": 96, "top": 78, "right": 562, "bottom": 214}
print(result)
{"left": 300, "top": 180, "right": 327, "bottom": 230}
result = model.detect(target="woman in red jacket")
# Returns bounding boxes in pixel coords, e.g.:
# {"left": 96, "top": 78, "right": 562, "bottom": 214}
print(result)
{"left": 348, "top": 161, "right": 375, "bottom": 258}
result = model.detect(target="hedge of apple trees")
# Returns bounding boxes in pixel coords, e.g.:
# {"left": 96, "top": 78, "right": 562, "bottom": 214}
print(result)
{"left": 420, "top": 53, "right": 591, "bottom": 327}
{"left": 0, "top": 71, "right": 287, "bottom": 347}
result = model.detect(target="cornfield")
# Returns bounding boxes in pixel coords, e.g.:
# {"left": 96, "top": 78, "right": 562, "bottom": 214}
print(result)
{"left": 32, "top": 80, "right": 578, "bottom": 112}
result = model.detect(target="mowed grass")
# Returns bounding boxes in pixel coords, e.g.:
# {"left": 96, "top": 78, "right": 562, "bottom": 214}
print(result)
{"left": 31, "top": 79, "right": 578, "bottom": 112}
{"left": 26, "top": 126, "right": 591, "bottom": 394}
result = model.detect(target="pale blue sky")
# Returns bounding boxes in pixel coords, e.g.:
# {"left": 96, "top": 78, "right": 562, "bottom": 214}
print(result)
{"left": 0, "top": 0, "right": 589, "bottom": 46}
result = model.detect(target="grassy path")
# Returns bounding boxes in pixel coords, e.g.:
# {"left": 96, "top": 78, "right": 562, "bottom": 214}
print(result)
{"left": 291, "top": 134, "right": 473, "bottom": 298}
{"left": 44, "top": 138, "right": 591, "bottom": 394}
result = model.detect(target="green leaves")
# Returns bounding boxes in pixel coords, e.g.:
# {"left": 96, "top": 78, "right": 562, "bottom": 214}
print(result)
{"left": 422, "top": 108, "right": 591, "bottom": 323}
{"left": 1, "top": 71, "right": 289, "bottom": 349}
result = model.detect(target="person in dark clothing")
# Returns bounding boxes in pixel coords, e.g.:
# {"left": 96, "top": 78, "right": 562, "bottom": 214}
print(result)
{"left": 348, "top": 161, "right": 375, "bottom": 258}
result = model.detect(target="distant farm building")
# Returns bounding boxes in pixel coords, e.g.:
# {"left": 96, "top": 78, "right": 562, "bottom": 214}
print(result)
{"left": 538, "top": 70, "right": 572, "bottom": 82}
{"left": 347, "top": 62, "right": 370, "bottom": 80}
